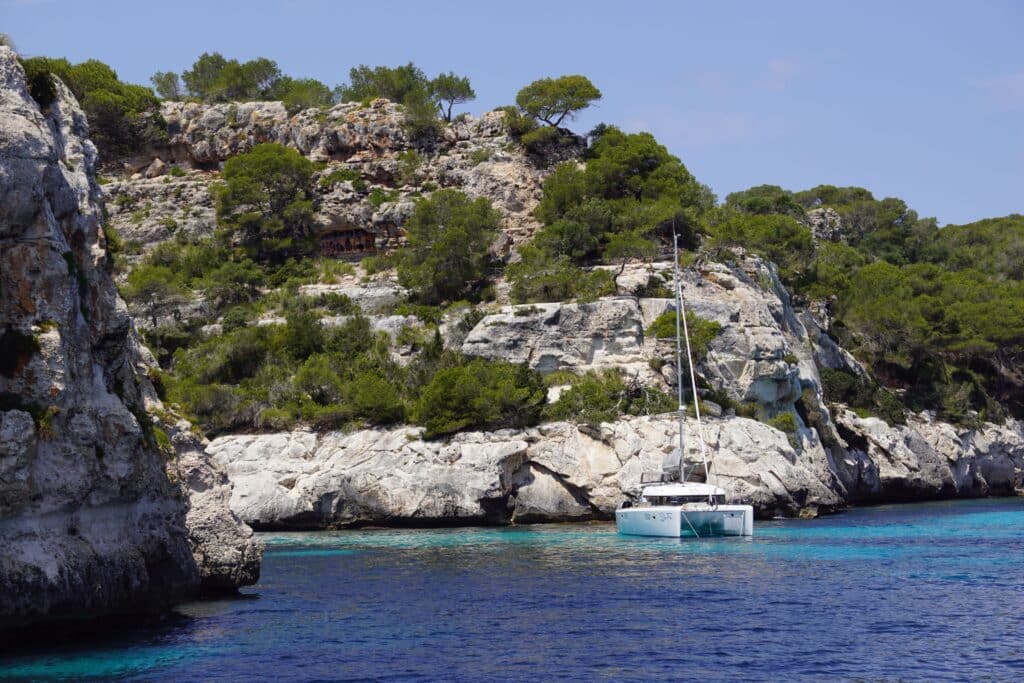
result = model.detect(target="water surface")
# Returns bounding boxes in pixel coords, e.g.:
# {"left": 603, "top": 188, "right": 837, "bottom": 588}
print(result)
{"left": 3, "top": 498, "right": 1023, "bottom": 681}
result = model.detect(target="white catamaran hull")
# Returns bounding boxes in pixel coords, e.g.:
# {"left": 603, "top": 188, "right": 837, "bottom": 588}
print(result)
{"left": 615, "top": 504, "right": 754, "bottom": 538}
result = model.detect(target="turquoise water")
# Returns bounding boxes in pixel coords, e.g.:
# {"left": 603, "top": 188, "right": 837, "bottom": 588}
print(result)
{"left": 3, "top": 498, "right": 1023, "bottom": 681}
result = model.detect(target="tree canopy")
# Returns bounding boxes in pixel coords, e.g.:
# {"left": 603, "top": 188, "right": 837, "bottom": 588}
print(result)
{"left": 20, "top": 56, "right": 162, "bottom": 159}
{"left": 431, "top": 71, "right": 475, "bottom": 122}
{"left": 159, "top": 52, "right": 333, "bottom": 112}
{"left": 396, "top": 189, "right": 502, "bottom": 304}
{"left": 215, "top": 143, "right": 317, "bottom": 264}
{"left": 717, "top": 180, "right": 1024, "bottom": 422}
{"left": 516, "top": 75, "right": 602, "bottom": 127}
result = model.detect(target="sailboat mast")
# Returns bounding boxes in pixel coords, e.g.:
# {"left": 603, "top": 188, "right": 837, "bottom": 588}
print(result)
{"left": 672, "top": 230, "right": 687, "bottom": 483}
{"left": 676, "top": 242, "right": 713, "bottom": 496}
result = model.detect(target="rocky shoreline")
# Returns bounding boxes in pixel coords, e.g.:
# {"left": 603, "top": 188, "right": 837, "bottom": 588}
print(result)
{"left": 208, "top": 411, "right": 1023, "bottom": 530}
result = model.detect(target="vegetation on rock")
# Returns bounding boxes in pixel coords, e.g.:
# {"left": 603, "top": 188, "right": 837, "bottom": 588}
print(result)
{"left": 214, "top": 143, "right": 317, "bottom": 265}
{"left": 542, "top": 369, "right": 675, "bottom": 428}
{"left": 515, "top": 75, "right": 602, "bottom": 127}
{"left": 509, "top": 125, "right": 713, "bottom": 301}
{"left": 646, "top": 311, "right": 722, "bottom": 362}
{"left": 720, "top": 181, "right": 1024, "bottom": 423}
{"left": 396, "top": 189, "right": 501, "bottom": 305}
{"left": 21, "top": 56, "right": 163, "bottom": 158}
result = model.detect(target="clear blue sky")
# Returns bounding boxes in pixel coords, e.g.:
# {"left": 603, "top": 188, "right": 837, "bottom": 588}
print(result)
{"left": 3, "top": 0, "right": 1021, "bottom": 225}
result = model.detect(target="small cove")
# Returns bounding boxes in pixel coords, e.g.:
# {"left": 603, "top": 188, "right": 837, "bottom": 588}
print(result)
{"left": 3, "top": 498, "right": 1023, "bottom": 682}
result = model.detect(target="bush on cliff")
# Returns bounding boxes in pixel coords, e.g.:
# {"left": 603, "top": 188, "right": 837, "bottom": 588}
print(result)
{"left": 335, "top": 62, "right": 476, "bottom": 123}
{"left": 214, "top": 143, "right": 317, "bottom": 264}
{"left": 156, "top": 52, "right": 334, "bottom": 112}
{"left": 530, "top": 126, "right": 712, "bottom": 266}
{"left": 397, "top": 189, "right": 502, "bottom": 305}
{"left": 509, "top": 126, "right": 712, "bottom": 301}
{"left": 705, "top": 211, "right": 814, "bottom": 282}
{"left": 645, "top": 311, "right": 722, "bottom": 362}
{"left": 20, "top": 56, "right": 163, "bottom": 159}
{"left": 506, "top": 244, "right": 616, "bottom": 304}
{"left": 543, "top": 369, "right": 676, "bottom": 428}
{"left": 412, "top": 358, "right": 546, "bottom": 438}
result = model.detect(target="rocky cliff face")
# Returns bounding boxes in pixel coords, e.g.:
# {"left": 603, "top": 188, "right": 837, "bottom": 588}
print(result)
{"left": 464, "top": 256, "right": 817, "bottom": 416}
{"left": 206, "top": 252, "right": 1024, "bottom": 528}
{"left": 106, "top": 99, "right": 570, "bottom": 257}
{"left": 0, "top": 47, "right": 259, "bottom": 628}
{"left": 95, "top": 86, "right": 1023, "bottom": 527}
{"left": 208, "top": 414, "right": 844, "bottom": 528}
{"left": 209, "top": 410, "right": 1024, "bottom": 529}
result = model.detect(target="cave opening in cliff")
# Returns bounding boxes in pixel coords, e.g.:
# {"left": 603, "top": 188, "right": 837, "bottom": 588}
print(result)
{"left": 318, "top": 229, "right": 377, "bottom": 259}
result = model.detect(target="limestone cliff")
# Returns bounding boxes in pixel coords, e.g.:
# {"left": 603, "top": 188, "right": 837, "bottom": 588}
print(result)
{"left": 97, "top": 95, "right": 1023, "bottom": 525}
{"left": 0, "top": 47, "right": 259, "bottom": 628}
{"left": 207, "top": 414, "right": 843, "bottom": 528}
{"left": 207, "top": 257, "right": 1024, "bottom": 528}
{"left": 106, "top": 99, "right": 570, "bottom": 257}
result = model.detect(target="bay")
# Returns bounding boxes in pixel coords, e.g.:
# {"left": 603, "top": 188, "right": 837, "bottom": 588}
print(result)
{"left": 3, "top": 498, "right": 1023, "bottom": 682}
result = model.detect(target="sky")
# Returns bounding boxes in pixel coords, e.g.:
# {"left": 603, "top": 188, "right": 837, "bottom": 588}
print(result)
{"left": 2, "top": 0, "right": 1021, "bottom": 225}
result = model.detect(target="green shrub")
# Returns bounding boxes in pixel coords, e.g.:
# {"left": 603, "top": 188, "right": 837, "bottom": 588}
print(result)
{"left": 520, "top": 125, "right": 562, "bottom": 154}
{"left": 736, "top": 402, "right": 760, "bottom": 419}
{"left": 394, "top": 302, "right": 443, "bottom": 324}
{"left": 507, "top": 245, "right": 616, "bottom": 304}
{"left": 294, "top": 355, "right": 345, "bottom": 405}
{"left": 220, "top": 306, "right": 252, "bottom": 333}
{"left": 543, "top": 369, "right": 675, "bottom": 428}
{"left": 153, "top": 427, "right": 175, "bottom": 457}
{"left": 413, "top": 358, "right": 545, "bottom": 438}
{"left": 396, "top": 189, "right": 501, "bottom": 304}
{"left": 368, "top": 188, "right": 399, "bottom": 207}
{"left": 168, "top": 166, "right": 186, "bottom": 177}
{"left": 319, "top": 168, "right": 365, "bottom": 191}
{"left": 646, "top": 310, "right": 721, "bottom": 361}
{"left": 349, "top": 371, "right": 405, "bottom": 424}
{"left": 767, "top": 412, "right": 798, "bottom": 433}
{"left": 819, "top": 367, "right": 906, "bottom": 425}
{"left": 216, "top": 143, "right": 317, "bottom": 265}
{"left": 705, "top": 211, "right": 814, "bottom": 282}
{"left": 360, "top": 252, "right": 396, "bottom": 275}
{"left": 102, "top": 223, "right": 124, "bottom": 254}
{"left": 20, "top": 56, "right": 164, "bottom": 159}
{"left": 318, "top": 292, "right": 357, "bottom": 314}
{"left": 469, "top": 148, "right": 492, "bottom": 165}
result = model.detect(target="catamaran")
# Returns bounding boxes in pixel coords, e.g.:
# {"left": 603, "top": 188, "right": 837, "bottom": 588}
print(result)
{"left": 615, "top": 232, "right": 754, "bottom": 538}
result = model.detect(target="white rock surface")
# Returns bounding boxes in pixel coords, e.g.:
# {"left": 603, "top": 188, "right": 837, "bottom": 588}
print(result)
{"left": 208, "top": 414, "right": 846, "bottom": 528}
{"left": 833, "top": 410, "right": 1024, "bottom": 501}
{"left": 463, "top": 256, "right": 820, "bottom": 417}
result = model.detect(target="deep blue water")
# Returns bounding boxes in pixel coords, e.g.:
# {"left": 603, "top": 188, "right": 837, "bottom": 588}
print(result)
{"left": 3, "top": 498, "right": 1024, "bottom": 682}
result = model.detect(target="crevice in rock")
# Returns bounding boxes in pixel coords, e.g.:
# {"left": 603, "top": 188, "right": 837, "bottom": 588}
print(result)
{"left": 522, "top": 460, "right": 606, "bottom": 518}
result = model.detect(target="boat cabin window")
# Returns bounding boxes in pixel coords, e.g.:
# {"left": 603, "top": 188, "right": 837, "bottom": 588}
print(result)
{"left": 646, "top": 494, "right": 726, "bottom": 505}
